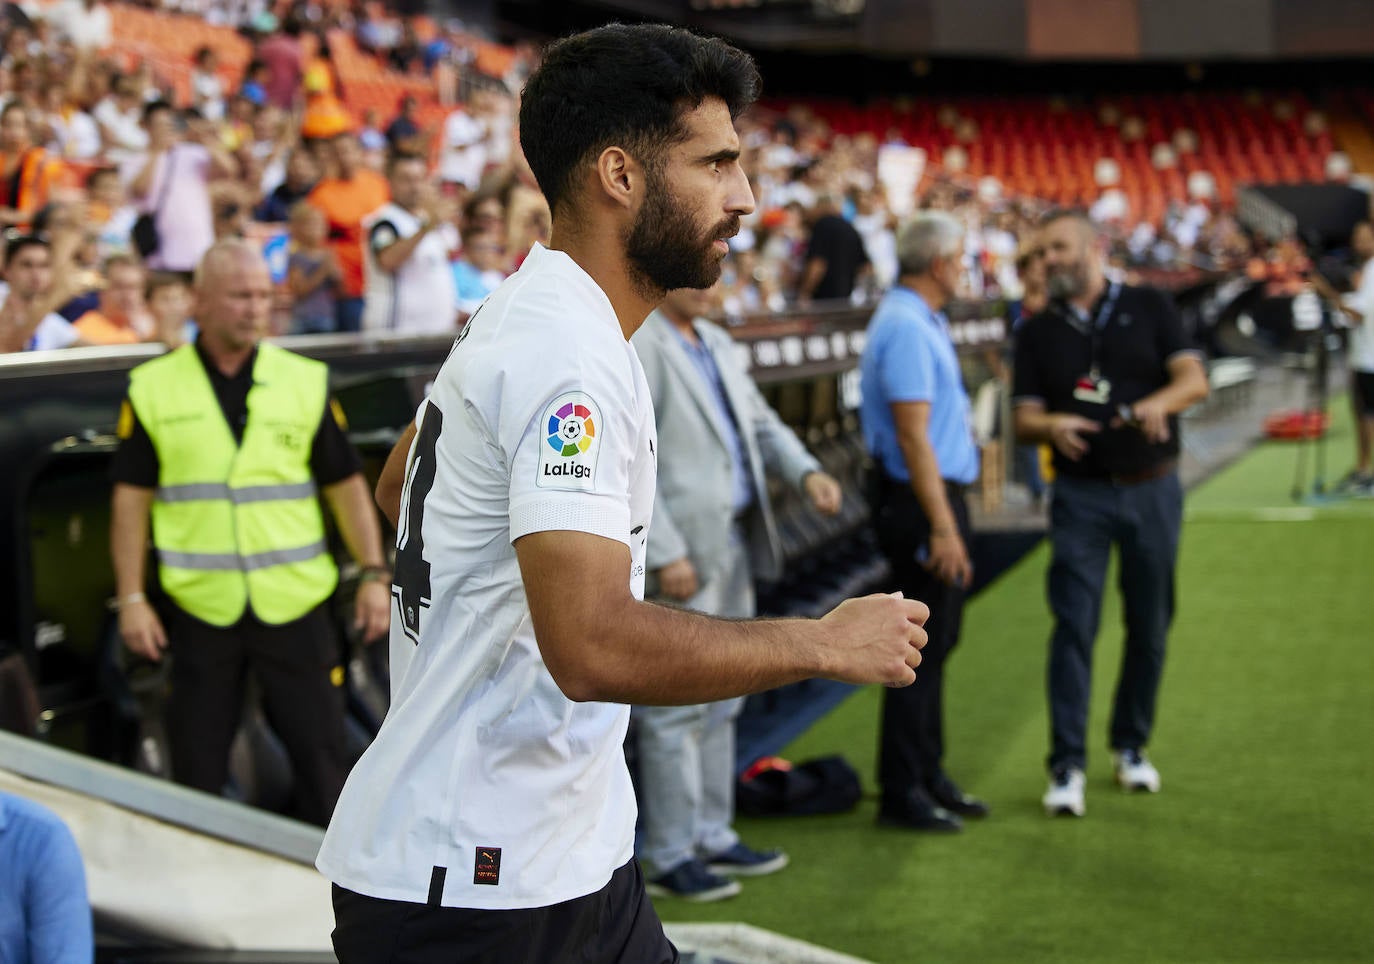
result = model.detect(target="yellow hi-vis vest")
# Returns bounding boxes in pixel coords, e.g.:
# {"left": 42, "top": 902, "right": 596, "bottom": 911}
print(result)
{"left": 128, "top": 342, "right": 339, "bottom": 626}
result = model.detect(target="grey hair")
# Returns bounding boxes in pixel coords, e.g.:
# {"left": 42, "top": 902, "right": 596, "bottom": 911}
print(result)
{"left": 895, "top": 211, "right": 965, "bottom": 277}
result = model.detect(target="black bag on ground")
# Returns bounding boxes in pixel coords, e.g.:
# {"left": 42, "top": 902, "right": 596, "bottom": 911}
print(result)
{"left": 736, "top": 755, "right": 863, "bottom": 817}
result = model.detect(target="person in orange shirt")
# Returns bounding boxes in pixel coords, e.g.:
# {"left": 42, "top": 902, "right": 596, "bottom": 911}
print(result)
{"left": 74, "top": 255, "right": 153, "bottom": 345}
{"left": 307, "top": 133, "right": 388, "bottom": 331}
{"left": 0, "top": 103, "right": 63, "bottom": 233}
{"left": 299, "top": 32, "right": 351, "bottom": 144}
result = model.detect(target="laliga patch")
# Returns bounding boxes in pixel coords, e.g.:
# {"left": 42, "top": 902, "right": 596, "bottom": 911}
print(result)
{"left": 536, "top": 391, "right": 603, "bottom": 490}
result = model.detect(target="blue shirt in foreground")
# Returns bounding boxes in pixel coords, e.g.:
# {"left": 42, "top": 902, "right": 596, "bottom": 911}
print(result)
{"left": 0, "top": 791, "right": 93, "bottom": 964}
{"left": 859, "top": 286, "right": 979, "bottom": 486}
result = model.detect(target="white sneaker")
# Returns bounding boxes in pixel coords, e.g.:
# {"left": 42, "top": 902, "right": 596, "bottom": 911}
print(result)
{"left": 1113, "top": 749, "right": 1161, "bottom": 792}
{"left": 1042, "top": 767, "right": 1086, "bottom": 817}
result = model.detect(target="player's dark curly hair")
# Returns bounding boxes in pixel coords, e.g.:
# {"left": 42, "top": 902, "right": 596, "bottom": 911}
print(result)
{"left": 519, "top": 23, "right": 760, "bottom": 216}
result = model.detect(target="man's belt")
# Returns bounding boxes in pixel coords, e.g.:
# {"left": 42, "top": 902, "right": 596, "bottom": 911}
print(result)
{"left": 1107, "top": 458, "right": 1178, "bottom": 487}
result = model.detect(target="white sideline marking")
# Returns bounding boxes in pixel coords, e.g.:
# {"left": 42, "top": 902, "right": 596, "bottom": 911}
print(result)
{"left": 1186, "top": 507, "right": 1320, "bottom": 523}
{"left": 664, "top": 923, "right": 875, "bottom": 964}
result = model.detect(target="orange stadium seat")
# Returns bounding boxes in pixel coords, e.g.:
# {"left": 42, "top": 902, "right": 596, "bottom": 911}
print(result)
{"left": 102, "top": 2, "right": 468, "bottom": 141}
{"left": 762, "top": 88, "right": 1343, "bottom": 222}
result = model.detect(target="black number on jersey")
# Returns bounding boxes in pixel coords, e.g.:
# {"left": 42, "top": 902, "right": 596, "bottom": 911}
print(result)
{"left": 393, "top": 404, "right": 442, "bottom": 644}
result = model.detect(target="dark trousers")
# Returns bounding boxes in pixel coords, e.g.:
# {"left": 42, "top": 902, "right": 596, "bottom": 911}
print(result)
{"left": 1046, "top": 472, "right": 1183, "bottom": 772}
{"left": 869, "top": 473, "right": 972, "bottom": 804}
{"left": 163, "top": 601, "right": 352, "bottom": 826}
{"left": 331, "top": 860, "right": 678, "bottom": 964}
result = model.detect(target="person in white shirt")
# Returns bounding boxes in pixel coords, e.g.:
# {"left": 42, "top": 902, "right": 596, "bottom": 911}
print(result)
{"left": 92, "top": 79, "right": 149, "bottom": 167}
{"left": 1339, "top": 220, "right": 1374, "bottom": 492}
{"left": 190, "top": 46, "right": 226, "bottom": 122}
{"left": 361, "top": 152, "right": 459, "bottom": 334}
{"left": 50, "top": 0, "right": 112, "bottom": 51}
{"left": 319, "top": 23, "right": 929, "bottom": 964}
{"left": 437, "top": 104, "right": 486, "bottom": 192}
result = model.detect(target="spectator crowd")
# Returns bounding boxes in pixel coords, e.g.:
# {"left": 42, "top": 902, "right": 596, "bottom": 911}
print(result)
{"left": 4, "top": 13, "right": 1370, "bottom": 959}
{"left": 0, "top": 0, "right": 1315, "bottom": 360}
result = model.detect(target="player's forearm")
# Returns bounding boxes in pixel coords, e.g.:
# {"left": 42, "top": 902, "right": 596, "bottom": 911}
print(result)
{"left": 538, "top": 596, "right": 829, "bottom": 705}
{"left": 110, "top": 483, "right": 154, "bottom": 596}
{"left": 375, "top": 420, "right": 416, "bottom": 529}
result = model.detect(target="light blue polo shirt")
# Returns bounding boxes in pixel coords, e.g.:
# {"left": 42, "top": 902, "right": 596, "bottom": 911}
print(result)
{"left": 0, "top": 791, "right": 92, "bottom": 964}
{"left": 859, "top": 286, "right": 979, "bottom": 485}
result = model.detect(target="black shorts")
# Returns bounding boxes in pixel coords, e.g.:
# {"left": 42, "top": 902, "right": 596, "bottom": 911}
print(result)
{"left": 1353, "top": 371, "right": 1374, "bottom": 416}
{"left": 331, "top": 859, "right": 678, "bottom": 964}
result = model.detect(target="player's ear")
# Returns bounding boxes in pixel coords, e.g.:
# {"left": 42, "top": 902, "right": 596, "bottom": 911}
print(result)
{"left": 594, "top": 146, "right": 638, "bottom": 211}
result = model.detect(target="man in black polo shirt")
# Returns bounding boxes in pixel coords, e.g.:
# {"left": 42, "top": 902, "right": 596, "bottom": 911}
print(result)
{"left": 1012, "top": 211, "right": 1208, "bottom": 818}
{"left": 797, "top": 193, "right": 870, "bottom": 304}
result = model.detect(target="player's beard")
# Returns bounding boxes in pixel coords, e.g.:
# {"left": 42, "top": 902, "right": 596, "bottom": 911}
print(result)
{"left": 626, "top": 178, "right": 737, "bottom": 298}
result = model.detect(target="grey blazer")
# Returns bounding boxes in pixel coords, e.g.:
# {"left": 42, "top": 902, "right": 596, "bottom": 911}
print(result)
{"left": 632, "top": 311, "right": 821, "bottom": 585}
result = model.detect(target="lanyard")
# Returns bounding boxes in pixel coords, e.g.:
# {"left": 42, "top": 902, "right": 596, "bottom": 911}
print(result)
{"left": 1065, "top": 281, "right": 1121, "bottom": 381}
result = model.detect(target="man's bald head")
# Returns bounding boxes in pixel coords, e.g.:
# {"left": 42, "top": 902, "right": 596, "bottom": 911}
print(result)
{"left": 195, "top": 239, "right": 267, "bottom": 292}
{"left": 193, "top": 239, "right": 273, "bottom": 353}
{"left": 1039, "top": 208, "right": 1099, "bottom": 241}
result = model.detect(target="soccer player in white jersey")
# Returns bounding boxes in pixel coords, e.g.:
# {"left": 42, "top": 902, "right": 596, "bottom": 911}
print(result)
{"left": 319, "top": 23, "right": 930, "bottom": 962}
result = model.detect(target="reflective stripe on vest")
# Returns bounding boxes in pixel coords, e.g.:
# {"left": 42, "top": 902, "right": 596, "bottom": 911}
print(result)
{"left": 158, "top": 539, "right": 329, "bottom": 572}
{"left": 128, "top": 343, "right": 339, "bottom": 626}
{"left": 156, "top": 481, "right": 319, "bottom": 504}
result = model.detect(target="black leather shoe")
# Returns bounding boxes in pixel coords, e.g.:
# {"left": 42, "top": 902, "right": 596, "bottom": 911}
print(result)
{"left": 876, "top": 792, "right": 964, "bottom": 833}
{"left": 929, "top": 777, "right": 990, "bottom": 819}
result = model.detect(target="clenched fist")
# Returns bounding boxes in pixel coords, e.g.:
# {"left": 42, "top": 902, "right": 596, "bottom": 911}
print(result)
{"left": 817, "top": 591, "right": 929, "bottom": 688}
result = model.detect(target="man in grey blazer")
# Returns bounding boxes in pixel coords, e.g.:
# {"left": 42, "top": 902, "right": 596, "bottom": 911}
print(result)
{"left": 631, "top": 283, "right": 843, "bottom": 902}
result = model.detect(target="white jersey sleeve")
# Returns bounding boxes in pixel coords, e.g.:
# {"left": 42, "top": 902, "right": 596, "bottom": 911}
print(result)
{"left": 502, "top": 331, "right": 641, "bottom": 548}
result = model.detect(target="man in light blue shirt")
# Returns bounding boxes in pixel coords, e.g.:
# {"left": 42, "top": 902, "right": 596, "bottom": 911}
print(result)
{"left": 859, "top": 211, "right": 988, "bottom": 833}
{"left": 0, "top": 790, "right": 93, "bottom": 964}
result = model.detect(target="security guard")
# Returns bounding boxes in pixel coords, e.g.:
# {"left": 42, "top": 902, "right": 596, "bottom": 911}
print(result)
{"left": 109, "top": 239, "right": 390, "bottom": 826}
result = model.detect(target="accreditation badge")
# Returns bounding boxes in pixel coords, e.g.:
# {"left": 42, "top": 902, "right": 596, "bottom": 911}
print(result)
{"left": 1072, "top": 373, "right": 1112, "bottom": 405}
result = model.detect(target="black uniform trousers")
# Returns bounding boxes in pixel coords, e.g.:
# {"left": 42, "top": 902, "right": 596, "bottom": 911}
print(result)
{"left": 868, "top": 471, "right": 972, "bottom": 807}
{"left": 331, "top": 859, "right": 678, "bottom": 964}
{"left": 162, "top": 599, "right": 352, "bottom": 826}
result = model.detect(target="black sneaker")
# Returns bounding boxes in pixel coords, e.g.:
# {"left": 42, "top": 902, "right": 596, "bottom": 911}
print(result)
{"left": 645, "top": 858, "right": 741, "bottom": 902}
{"left": 876, "top": 788, "right": 964, "bottom": 832}
{"left": 929, "top": 776, "right": 990, "bottom": 819}
{"left": 703, "top": 842, "right": 789, "bottom": 877}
